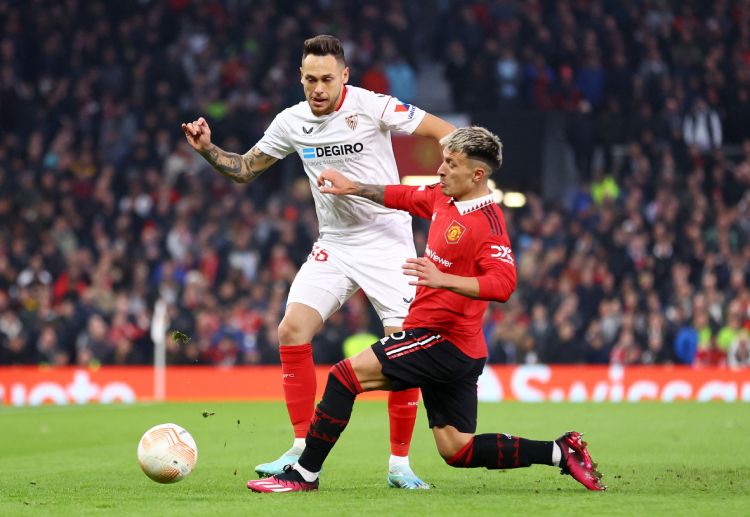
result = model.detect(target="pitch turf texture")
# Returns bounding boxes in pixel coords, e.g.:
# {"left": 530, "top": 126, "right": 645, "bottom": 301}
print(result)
{"left": 2, "top": 402, "right": 748, "bottom": 516}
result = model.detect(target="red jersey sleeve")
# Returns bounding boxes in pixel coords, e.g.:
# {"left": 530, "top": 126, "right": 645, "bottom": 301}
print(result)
{"left": 383, "top": 184, "right": 440, "bottom": 220}
{"left": 475, "top": 234, "right": 517, "bottom": 302}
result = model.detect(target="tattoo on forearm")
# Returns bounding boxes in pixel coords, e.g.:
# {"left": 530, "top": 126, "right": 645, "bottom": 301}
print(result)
{"left": 199, "top": 144, "right": 273, "bottom": 183}
{"left": 353, "top": 183, "right": 385, "bottom": 205}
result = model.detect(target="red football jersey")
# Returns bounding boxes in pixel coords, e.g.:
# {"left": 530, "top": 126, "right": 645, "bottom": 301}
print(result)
{"left": 384, "top": 184, "right": 517, "bottom": 359}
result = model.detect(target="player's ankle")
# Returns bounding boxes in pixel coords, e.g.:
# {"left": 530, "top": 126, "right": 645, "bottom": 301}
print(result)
{"left": 292, "top": 462, "right": 319, "bottom": 482}
{"left": 551, "top": 442, "right": 562, "bottom": 467}
{"left": 389, "top": 454, "right": 410, "bottom": 469}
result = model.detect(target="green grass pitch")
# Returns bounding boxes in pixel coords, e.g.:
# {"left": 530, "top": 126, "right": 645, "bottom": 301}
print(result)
{"left": 2, "top": 401, "right": 749, "bottom": 516}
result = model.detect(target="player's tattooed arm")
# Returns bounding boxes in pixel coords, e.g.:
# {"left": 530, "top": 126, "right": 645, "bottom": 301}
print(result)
{"left": 352, "top": 183, "right": 385, "bottom": 205}
{"left": 317, "top": 169, "right": 384, "bottom": 204}
{"left": 199, "top": 145, "right": 278, "bottom": 184}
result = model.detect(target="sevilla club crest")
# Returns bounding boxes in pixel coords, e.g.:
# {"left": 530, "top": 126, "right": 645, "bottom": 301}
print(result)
{"left": 345, "top": 114, "right": 358, "bottom": 131}
{"left": 444, "top": 220, "right": 466, "bottom": 244}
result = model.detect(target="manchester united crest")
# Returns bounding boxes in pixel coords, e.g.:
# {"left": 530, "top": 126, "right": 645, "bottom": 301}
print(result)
{"left": 345, "top": 114, "right": 358, "bottom": 131}
{"left": 444, "top": 220, "right": 466, "bottom": 244}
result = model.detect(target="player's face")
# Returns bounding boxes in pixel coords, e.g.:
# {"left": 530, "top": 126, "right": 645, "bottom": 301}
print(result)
{"left": 300, "top": 54, "right": 350, "bottom": 116}
{"left": 437, "top": 149, "right": 484, "bottom": 200}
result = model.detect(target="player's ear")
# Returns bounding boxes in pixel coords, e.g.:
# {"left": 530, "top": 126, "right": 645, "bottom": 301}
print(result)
{"left": 473, "top": 167, "right": 485, "bottom": 184}
{"left": 342, "top": 66, "right": 350, "bottom": 84}
{"left": 300, "top": 67, "right": 304, "bottom": 85}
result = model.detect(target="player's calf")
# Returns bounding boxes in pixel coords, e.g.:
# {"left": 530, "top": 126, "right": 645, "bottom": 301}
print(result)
{"left": 445, "top": 434, "right": 554, "bottom": 469}
{"left": 442, "top": 430, "right": 605, "bottom": 491}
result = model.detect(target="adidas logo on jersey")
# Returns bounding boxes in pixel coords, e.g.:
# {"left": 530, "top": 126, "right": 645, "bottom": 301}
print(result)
{"left": 302, "top": 143, "right": 364, "bottom": 159}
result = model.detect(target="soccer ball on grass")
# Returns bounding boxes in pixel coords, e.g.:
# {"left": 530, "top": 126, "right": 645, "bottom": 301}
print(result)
{"left": 137, "top": 423, "right": 198, "bottom": 483}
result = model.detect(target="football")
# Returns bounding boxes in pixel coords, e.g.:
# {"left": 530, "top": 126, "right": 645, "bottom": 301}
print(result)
{"left": 137, "top": 423, "right": 198, "bottom": 483}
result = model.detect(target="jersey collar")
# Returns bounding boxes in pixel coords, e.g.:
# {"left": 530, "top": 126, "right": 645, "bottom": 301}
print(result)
{"left": 450, "top": 192, "right": 496, "bottom": 215}
{"left": 334, "top": 85, "right": 348, "bottom": 111}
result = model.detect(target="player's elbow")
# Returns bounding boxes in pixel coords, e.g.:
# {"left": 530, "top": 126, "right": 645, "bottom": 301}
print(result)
{"left": 493, "top": 288, "right": 514, "bottom": 303}
{"left": 476, "top": 275, "right": 516, "bottom": 302}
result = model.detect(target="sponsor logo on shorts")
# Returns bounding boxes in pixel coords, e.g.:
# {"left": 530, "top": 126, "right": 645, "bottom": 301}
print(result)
{"left": 444, "top": 220, "right": 466, "bottom": 244}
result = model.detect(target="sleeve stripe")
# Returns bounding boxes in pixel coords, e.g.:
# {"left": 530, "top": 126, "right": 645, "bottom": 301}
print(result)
{"left": 488, "top": 206, "right": 504, "bottom": 235}
{"left": 481, "top": 207, "right": 502, "bottom": 235}
{"left": 380, "top": 96, "right": 394, "bottom": 119}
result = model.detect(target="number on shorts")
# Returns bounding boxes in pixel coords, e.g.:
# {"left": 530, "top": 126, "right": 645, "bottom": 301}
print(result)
{"left": 310, "top": 245, "right": 329, "bottom": 262}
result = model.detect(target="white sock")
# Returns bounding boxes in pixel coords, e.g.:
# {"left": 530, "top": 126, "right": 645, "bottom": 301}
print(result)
{"left": 389, "top": 454, "right": 409, "bottom": 470}
{"left": 292, "top": 462, "right": 319, "bottom": 482}
{"left": 551, "top": 442, "right": 562, "bottom": 466}
{"left": 292, "top": 438, "right": 306, "bottom": 451}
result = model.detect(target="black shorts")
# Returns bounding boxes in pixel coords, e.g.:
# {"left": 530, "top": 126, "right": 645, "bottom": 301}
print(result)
{"left": 372, "top": 328, "right": 486, "bottom": 433}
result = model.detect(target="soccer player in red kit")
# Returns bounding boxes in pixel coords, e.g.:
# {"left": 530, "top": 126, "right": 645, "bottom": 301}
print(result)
{"left": 247, "top": 127, "right": 606, "bottom": 493}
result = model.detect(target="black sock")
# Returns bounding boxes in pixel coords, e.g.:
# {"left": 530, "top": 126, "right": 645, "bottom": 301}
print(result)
{"left": 298, "top": 362, "right": 360, "bottom": 472}
{"left": 447, "top": 434, "right": 553, "bottom": 469}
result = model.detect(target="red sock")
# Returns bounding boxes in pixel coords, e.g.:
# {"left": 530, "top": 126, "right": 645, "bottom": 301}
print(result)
{"left": 279, "top": 344, "right": 316, "bottom": 438}
{"left": 388, "top": 388, "right": 419, "bottom": 456}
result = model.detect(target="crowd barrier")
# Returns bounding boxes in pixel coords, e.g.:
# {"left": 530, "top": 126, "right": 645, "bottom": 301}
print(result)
{"left": 1, "top": 365, "right": 749, "bottom": 406}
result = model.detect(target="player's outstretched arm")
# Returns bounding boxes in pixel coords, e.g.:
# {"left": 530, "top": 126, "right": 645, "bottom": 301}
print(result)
{"left": 413, "top": 113, "right": 456, "bottom": 141}
{"left": 181, "top": 117, "right": 277, "bottom": 183}
{"left": 318, "top": 168, "right": 386, "bottom": 205}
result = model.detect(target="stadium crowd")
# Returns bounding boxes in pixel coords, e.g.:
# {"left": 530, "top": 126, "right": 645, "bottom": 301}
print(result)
{"left": 1, "top": 0, "right": 749, "bottom": 368}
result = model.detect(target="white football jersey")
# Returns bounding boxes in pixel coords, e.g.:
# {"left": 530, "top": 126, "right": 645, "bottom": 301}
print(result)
{"left": 256, "top": 86, "right": 427, "bottom": 246}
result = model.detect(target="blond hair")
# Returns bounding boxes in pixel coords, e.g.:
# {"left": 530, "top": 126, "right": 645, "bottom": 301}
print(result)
{"left": 440, "top": 126, "right": 503, "bottom": 172}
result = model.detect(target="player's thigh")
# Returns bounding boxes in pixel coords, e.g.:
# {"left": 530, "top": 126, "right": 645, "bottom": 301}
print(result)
{"left": 420, "top": 351, "right": 485, "bottom": 434}
{"left": 422, "top": 378, "right": 480, "bottom": 435}
{"left": 287, "top": 251, "right": 358, "bottom": 323}
{"left": 345, "top": 241, "right": 416, "bottom": 328}
{"left": 370, "top": 328, "right": 451, "bottom": 391}
{"left": 349, "top": 346, "right": 391, "bottom": 391}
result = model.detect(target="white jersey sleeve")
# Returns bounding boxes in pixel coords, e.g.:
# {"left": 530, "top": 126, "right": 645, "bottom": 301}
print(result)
{"left": 255, "top": 111, "right": 295, "bottom": 159}
{"left": 359, "top": 91, "right": 426, "bottom": 135}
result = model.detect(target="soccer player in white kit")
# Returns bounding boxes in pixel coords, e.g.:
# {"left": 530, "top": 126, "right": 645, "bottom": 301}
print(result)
{"left": 181, "top": 35, "right": 455, "bottom": 489}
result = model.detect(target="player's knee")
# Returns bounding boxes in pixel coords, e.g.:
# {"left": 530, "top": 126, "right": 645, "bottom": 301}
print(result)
{"left": 328, "top": 360, "right": 364, "bottom": 395}
{"left": 277, "top": 315, "right": 311, "bottom": 345}
{"left": 438, "top": 442, "right": 461, "bottom": 463}
{"left": 433, "top": 428, "right": 474, "bottom": 466}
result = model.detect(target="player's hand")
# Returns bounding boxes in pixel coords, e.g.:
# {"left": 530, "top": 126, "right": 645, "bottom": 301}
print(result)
{"left": 181, "top": 117, "right": 212, "bottom": 152}
{"left": 318, "top": 168, "right": 357, "bottom": 195}
{"left": 402, "top": 257, "right": 445, "bottom": 288}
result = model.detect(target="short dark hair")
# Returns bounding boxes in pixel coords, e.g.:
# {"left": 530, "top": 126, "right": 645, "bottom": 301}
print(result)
{"left": 440, "top": 127, "right": 503, "bottom": 173}
{"left": 302, "top": 35, "right": 346, "bottom": 66}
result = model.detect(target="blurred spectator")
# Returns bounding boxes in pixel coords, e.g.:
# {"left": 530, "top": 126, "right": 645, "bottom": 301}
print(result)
{"left": 683, "top": 98, "right": 722, "bottom": 152}
{"left": 75, "top": 314, "right": 111, "bottom": 366}
{"left": 444, "top": 40, "right": 470, "bottom": 110}
{"left": 496, "top": 47, "right": 521, "bottom": 106}
{"left": 727, "top": 330, "right": 750, "bottom": 368}
{"left": 382, "top": 38, "right": 416, "bottom": 103}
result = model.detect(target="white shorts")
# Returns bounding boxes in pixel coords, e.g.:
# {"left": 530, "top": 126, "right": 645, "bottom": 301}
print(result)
{"left": 287, "top": 238, "right": 417, "bottom": 328}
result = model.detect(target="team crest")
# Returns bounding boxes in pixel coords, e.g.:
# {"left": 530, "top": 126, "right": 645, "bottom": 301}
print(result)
{"left": 444, "top": 220, "right": 466, "bottom": 244}
{"left": 345, "top": 114, "right": 358, "bottom": 131}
